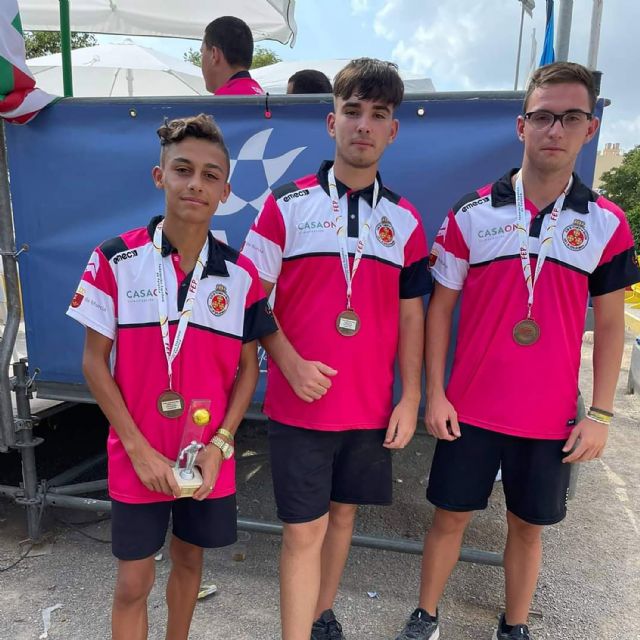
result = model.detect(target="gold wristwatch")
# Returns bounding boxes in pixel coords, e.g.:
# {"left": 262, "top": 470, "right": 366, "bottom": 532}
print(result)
{"left": 210, "top": 435, "right": 234, "bottom": 460}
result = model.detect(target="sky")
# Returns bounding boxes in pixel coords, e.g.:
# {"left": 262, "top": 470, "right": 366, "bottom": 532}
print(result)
{"left": 98, "top": 0, "right": 639, "bottom": 152}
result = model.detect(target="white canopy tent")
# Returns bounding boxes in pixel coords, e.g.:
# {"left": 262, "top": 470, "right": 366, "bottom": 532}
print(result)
{"left": 251, "top": 59, "right": 436, "bottom": 94}
{"left": 27, "top": 39, "right": 207, "bottom": 97}
{"left": 18, "top": 0, "right": 297, "bottom": 45}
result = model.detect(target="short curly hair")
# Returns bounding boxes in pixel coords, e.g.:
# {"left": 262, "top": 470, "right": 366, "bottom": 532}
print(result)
{"left": 157, "top": 113, "right": 230, "bottom": 176}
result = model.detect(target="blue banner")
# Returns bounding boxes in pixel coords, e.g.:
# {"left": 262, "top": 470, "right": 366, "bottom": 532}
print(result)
{"left": 539, "top": 0, "right": 556, "bottom": 66}
{"left": 4, "top": 95, "right": 601, "bottom": 399}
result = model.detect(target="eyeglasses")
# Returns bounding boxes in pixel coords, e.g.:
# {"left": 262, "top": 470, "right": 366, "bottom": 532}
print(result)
{"left": 523, "top": 110, "right": 593, "bottom": 130}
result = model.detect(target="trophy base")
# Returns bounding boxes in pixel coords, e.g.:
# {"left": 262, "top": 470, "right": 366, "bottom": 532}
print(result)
{"left": 172, "top": 467, "right": 203, "bottom": 499}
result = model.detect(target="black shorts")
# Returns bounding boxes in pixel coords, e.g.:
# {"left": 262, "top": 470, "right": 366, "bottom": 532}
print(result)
{"left": 268, "top": 420, "right": 393, "bottom": 524}
{"left": 111, "top": 494, "right": 237, "bottom": 561}
{"left": 426, "top": 423, "right": 572, "bottom": 525}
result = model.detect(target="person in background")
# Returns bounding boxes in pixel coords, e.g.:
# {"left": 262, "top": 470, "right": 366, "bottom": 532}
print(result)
{"left": 287, "top": 69, "right": 333, "bottom": 94}
{"left": 200, "top": 16, "right": 264, "bottom": 96}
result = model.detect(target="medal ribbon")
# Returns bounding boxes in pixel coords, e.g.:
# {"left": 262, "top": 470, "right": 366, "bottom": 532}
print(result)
{"left": 153, "top": 219, "right": 209, "bottom": 390}
{"left": 328, "top": 165, "right": 380, "bottom": 310}
{"left": 514, "top": 170, "right": 572, "bottom": 318}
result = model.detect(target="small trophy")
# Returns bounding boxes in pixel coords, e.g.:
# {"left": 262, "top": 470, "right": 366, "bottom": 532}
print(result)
{"left": 173, "top": 399, "right": 211, "bottom": 498}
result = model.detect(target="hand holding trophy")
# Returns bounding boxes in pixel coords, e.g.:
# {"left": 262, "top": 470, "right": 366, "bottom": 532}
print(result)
{"left": 173, "top": 399, "right": 211, "bottom": 498}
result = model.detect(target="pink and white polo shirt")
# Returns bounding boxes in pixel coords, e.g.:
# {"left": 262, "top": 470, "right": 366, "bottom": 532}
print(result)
{"left": 242, "top": 161, "right": 432, "bottom": 431}
{"left": 430, "top": 170, "right": 640, "bottom": 440}
{"left": 214, "top": 71, "right": 264, "bottom": 96}
{"left": 67, "top": 215, "right": 277, "bottom": 503}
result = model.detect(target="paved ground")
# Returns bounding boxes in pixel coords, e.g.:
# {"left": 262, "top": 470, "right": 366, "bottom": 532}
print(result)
{"left": 0, "top": 333, "right": 639, "bottom": 640}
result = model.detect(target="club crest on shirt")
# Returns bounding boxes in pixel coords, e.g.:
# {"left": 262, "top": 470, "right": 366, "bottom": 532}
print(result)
{"left": 562, "top": 219, "right": 589, "bottom": 251}
{"left": 208, "top": 284, "right": 230, "bottom": 316}
{"left": 428, "top": 246, "right": 439, "bottom": 269}
{"left": 70, "top": 286, "right": 85, "bottom": 309}
{"left": 375, "top": 216, "right": 395, "bottom": 247}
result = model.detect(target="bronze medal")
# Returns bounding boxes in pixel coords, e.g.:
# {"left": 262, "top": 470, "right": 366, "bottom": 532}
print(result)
{"left": 157, "top": 389, "right": 185, "bottom": 418}
{"left": 336, "top": 309, "right": 360, "bottom": 337}
{"left": 513, "top": 318, "right": 540, "bottom": 346}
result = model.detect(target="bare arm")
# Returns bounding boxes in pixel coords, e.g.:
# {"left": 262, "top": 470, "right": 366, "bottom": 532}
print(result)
{"left": 384, "top": 297, "right": 425, "bottom": 448}
{"left": 563, "top": 289, "right": 625, "bottom": 462}
{"left": 82, "top": 327, "right": 179, "bottom": 496}
{"left": 194, "top": 339, "right": 260, "bottom": 499}
{"left": 258, "top": 278, "right": 337, "bottom": 402}
{"left": 424, "top": 282, "right": 462, "bottom": 440}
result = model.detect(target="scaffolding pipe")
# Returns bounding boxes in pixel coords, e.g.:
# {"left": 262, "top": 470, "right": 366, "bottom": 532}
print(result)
{"left": 0, "top": 122, "right": 20, "bottom": 452}
{"left": 587, "top": 0, "right": 604, "bottom": 70}
{"left": 17, "top": 492, "right": 503, "bottom": 566}
{"left": 555, "top": 0, "right": 574, "bottom": 61}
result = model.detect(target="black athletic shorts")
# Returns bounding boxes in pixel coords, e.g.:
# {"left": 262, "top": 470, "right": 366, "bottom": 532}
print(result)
{"left": 111, "top": 494, "right": 237, "bottom": 560}
{"left": 268, "top": 420, "right": 393, "bottom": 524}
{"left": 426, "top": 423, "right": 572, "bottom": 525}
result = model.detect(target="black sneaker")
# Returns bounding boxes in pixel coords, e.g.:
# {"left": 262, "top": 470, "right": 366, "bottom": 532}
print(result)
{"left": 492, "top": 614, "right": 531, "bottom": 639}
{"left": 311, "top": 609, "right": 345, "bottom": 640}
{"left": 394, "top": 608, "right": 439, "bottom": 640}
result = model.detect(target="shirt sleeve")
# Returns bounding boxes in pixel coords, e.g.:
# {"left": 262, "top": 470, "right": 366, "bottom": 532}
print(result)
{"left": 66, "top": 247, "right": 117, "bottom": 340}
{"left": 400, "top": 209, "right": 432, "bottom": 299}
{"left": 589, "top": 205, "right": 640, "bottom": 297}
{"left": 429, "top": 210, "right": 470, "bottom": 291}
{"left": 241, "top": 257, "right": 279, "bottom": 343}
{"left": 241, "top": 194, "right": 286, "bottom": 284}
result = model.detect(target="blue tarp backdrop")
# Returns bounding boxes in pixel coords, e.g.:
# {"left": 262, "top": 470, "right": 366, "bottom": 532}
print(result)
{"left": 4, "top": 95, "right": 601, "bottom": 398}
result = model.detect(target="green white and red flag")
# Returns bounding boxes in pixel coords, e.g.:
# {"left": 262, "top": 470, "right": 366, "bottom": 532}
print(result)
{"left": 0, "top": 0, "right": 55, "bottom": 124}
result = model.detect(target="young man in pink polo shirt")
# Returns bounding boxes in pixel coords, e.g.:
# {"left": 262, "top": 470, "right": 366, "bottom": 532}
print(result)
{"left": 242, "top": 58, "right": 431, "bottom": 639}
{"left": 67, "top": 114, "right": 276, "bottom": 640}
{"left": 394, "top": 62, "right": 640, "bottom": 640}
{"left": 199, "top": 16, "right": 264, "bottom": 96}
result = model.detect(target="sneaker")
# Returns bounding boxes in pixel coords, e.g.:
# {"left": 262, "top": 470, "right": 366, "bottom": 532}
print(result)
{"left": 492, "top": 614, "right": 531, "bottom": 639}
{"left": 394, "top": 608, "right": 439, "bottom": 640}
{"left": 311, "top": 609, "right": 345, "bottom": 640}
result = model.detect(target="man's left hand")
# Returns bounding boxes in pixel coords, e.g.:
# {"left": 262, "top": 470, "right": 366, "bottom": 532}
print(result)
{"left": 562, "top": 417, "right": 609, "bottom": 463}
{"left": 384, "top": 397, "right": 420, "bottom": 449}
{"left": 192, "top": 445, "right": 224, "bottom": 500}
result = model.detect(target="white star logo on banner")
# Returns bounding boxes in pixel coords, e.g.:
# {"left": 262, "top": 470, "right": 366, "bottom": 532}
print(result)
{"left": 216, "top": 129, "right": 306, "bottom": 216}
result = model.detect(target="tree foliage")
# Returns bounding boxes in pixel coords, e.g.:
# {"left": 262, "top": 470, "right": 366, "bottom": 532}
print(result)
{"left": 599, "top": 146, "right": 640, "bottom": 248}
{"left": 183, "top": 45, "right": 280, "bottom": 69}
{"left": 184, "top": 48, "right": 201, "bottom": 67}
{"left": 25, "top": 31, "right": 97, "bottom": 59}
{"left": 251, "top": 46, "right": 281, "bottom": 69}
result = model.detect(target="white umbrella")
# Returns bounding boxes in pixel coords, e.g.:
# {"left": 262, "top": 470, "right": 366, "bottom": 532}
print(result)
{"left": 251, "top": 59, "right": 436, "bottom": 94}
{"left": 27, "top": 39, "right": 207, "bottom": 97}
{"left": 18, "top": 0, "right": 297, "bottom": 45}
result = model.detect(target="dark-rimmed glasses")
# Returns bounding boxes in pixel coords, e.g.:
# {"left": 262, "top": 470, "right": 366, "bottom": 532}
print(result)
{"left": 523, "top": 110, "right": 593, "bottom": 130}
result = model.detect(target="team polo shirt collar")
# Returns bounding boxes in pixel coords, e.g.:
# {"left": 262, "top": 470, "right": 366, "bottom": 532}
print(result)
{"left": 146, "top": 215, "right": 229, "bottom": 277}
{"left": 228, "top": 70, "right": 252, "bottom": 82}
{"left": 491, "top": 168, "right": 593, "bottom": 215}
{"left": 317, "top": 160, "right": 384, "bottom": 207}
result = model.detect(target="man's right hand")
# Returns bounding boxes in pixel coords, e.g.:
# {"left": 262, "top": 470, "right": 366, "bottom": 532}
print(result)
{"left": 129, "top": 443, "right": 180, "bottom": 497}
{"left": 286, "top": 358, "right": 337, "bottom": 403}
{"left": 425, "top": 392, "right": 461, "bottom": 441}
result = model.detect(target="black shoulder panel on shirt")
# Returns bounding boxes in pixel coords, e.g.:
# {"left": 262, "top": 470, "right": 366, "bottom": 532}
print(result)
{"left": 451, "top": 191, "right": 486, "bottom": 215}
{"left": 272, "top": 181, "right": 305, "bottom": 201}
{"left": 216, "top": 240, "right": 241, "bottom": 265}
{"left": 100, "top": 236, "right": 128, "bottom": 261}
{"left": 381, "top": 186, "right": 401, "bottom": 205}
{"left": 589, "top": 247, "right": 640, "bottom": 297}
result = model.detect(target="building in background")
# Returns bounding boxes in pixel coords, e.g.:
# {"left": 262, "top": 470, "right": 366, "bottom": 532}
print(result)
{"left": 594, "top": 142, "right": 624, "bottom": 190}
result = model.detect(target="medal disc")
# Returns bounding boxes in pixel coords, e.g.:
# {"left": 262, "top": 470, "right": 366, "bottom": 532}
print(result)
{"left": 513, "top": 318, "right": 540, "bottom": 346}
{"left": 157, "top": 390, "right": 185, "bottom": 418}
{"left": 336, "top": 309, "right": 361, "bottom": 337}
